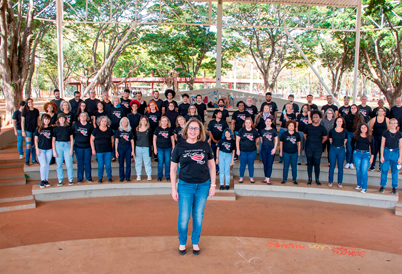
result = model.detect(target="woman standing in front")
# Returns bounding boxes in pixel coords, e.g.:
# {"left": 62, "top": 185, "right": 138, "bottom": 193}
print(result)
{"left": 153, "top": 116, "right": 175, "bottom": 181}
{"left": 236, "top": 117, "right": 260, "bottom": 183}
{"left": 351, "top": 123, "right": 374, "bottom": 193}
{"left": 321, "top": 108, "right": 335, "bottom": 157}
{"left": 170, "top": 119, "right": 216, "bottom": 256}
{"left": 328, "top": 117, "right": 348, "bottom": 188}
{"left": 260, "top": 117, "right": 278, "bottom": 184}
{"left": 21, "top": 98, "right": 40, "bottom": 165}
{"left": 344, "top": 104, "right": 365, "bottom": 169}
{"left": 73, "top": 112, "right": 94, "bottom": 183}
{"left": 216, "top": 129, "right": 235, "bottom": 190}
{"left": 115, "top": 117, "right": 135, "bottom": 182}
{"left": 279, "top": 120, "right": 300, "bottom": 185}
{"left": 91, "top": 116, "right": 114, "bottom": 183}
{"left": 135, "top": 116, "right": 153, "bottom": 181}
{"left": 34, "top": 114, "right": 53, "bottom": 188}
{"left": 52, "top": 113, "right": 74, "bottom": 186}
{"left": 369, "top": 107, "right": 389, "bottom": 171}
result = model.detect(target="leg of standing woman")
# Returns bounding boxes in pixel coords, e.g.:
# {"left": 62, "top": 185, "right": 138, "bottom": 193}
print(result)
{"left": 224, "top": 152, "right": 231, "bottom": 186}
{"left": 135, "top": 147, "right": 143, "bottom": 176}
{"left": 191, "top": 180, "right": 210, "bottom": 245}
{"left": 75, "top": 147, "right": 84, "bottom": 181}
{"left": 17, "top": 130, "right": 24, "bottom": 157}
{"left": 260, "top": 145, "right": 269, "bottom": 178}
{"left": 143, "top": 148, "right": 153, "bottom": 176}
{"left": 267, "top": 146, "right": 275, "bottom": 178}
{"left": 390, "top": 152, "right": 399, "bottom": 189}
{"left": 84, "top": 147, "right": 92, "bottom": 181}
{"left": 371, "top": 135, "right": 381, "bottom": 169}
{"left": 380, "top": 149, "right": 390, "bottom": 187}
{"left": 177, "top": 181, "right": 195, "bottom": 245}
{"left": 354, "top": 151, "right": 362, "bottom": 187}
{"left": 239, "top": 151, "right": 247, "bottom": 178}
{"left": 37, "top": 149, "right": 48, "bottom": 181}
{"left": 55, "top": 142, "right": 65, "bottom": 182}
{"left": 157, "top": 147, "right": 163, "bottom": 178}
{"left": 282, "top": 152, "right": 291, "bottom": 182}
{"left": 337, "top": 148, "right": 346, "bottom": 184}
{"left": 97, "top": 153, "right": 105, "bottom": 180}
{"left": 125, "top": 146, "right": 132, "bottom": 180}
{"left": 290, "top": 152, "right": 298, "bottom": 181}
{"left": 298, "top": 132, "right": 304, "bottom": 163}
{"left": 64, "top": 143, "right": 74, "bottom": 182}
{"left": 218, "top": 151, "right": 225, "bottom": 186}
{"left": 165, "top": 148, "right": 171, "bottom": 179}
{"left": 247, "top": 150, "right": 257, "bottom": 178}
{"left": 346, "top": 132, "right": 354, "bottom": 164}
{"left": 361, "top": 153, "right": 370, "bottom": 190}
{"left": 306, "top": 148, "right": 314, "bottom": 179}
{"left": 328, "top": 146, "right": 336, "bottom": 183}
{"left": 118, "top": 146, "right": 125, "bottom": 180}
{"left": 105, "top": 152, "right": 113, "bottom": 179}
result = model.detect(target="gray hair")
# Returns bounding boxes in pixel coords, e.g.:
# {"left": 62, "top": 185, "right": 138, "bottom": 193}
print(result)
{"left": 118, "top": 117, "right": 132, "bottom": 132}
{"left": 96, "top": 115, "right": 111, "bottom": 127}
{"left": 79, "top": 112, "right": 90, "bottom": 122}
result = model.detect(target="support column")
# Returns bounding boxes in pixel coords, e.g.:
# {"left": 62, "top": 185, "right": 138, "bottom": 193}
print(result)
{"left": 250, "top": 61, "right": 253, "bottom": 93}
{"left": 352, "top": 0, "right": 362, "bottom": 104}
{"left": 56, "top": 0, "right": 64, "bottom": 97}
{"left": 215, "top": 0, "right": 223, "bottom": 88}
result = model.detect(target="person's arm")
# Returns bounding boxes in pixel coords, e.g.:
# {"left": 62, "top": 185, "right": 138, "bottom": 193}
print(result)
{"left": 297, "top": 141, "right": 301, "bottom": 156}
{"left": 171, "top": 135, "right": 175, "bottom": 151}
{"left": 36, "top": 114, "right": 40, "bottom": 128}
{"left": 92, "top": 116, "right": 96, "bottom": 127}
{"left": 207, "top": 159, "right": 216, "bottom": 198}
{"left": 380, "top": 136, "right": 386, "bottom": 163}
{"left": 13, "top": 119, "right": 18, "bottom": 136}
{"left": 273, "top": 136, "right": 278, "bottom": 155}
{"left": 279, "top": 141, "right": 283, "bottom": 158}
{"left": 274, "top": 111, "right": 278, "bottom": 121}
{"left": 90, "top": 135, "right": 96, "bottom": 155}
{"left": 111, "top": 135, "right": 114, "bottom": 152}
{"left": 322, "top": 135, "right": 328, "bottom": 144}
{"left": 115, "top": 138, "right": 119, "bottom": 158}
{"left": 69, "top": 134, "right": 74, "bottom": 156}
{"left": 231, "top": 120, "right": 235, "bottom": 134}
{"left": 231, "top": 149, "right": 235, "bottom": 166}
{"left": 386, "top": 118, "right": 390, "bottom": 130}
{"left": 153, "top": 135, "right": 158, "bottom": 155}
{"left": 21, "top": 117, "right": 26, "bottom": 137}
{"left": 236, "top": 135, "right": 241, "bottom": 156}
{"left": 335, "top": 110, "right": 339, "bottom": 117}
{"left": 216, "top": 147, "right": 220, "bottom": 165}
{"left": 34, "top": 135, "right": 41, "bottom": 156}
{"left": 170, "top": 161, "right": 179, "bottom": 201}
{"left": 131, "top": 139, "right": 135, "bottom": 157}
{"left": 209, "top": 131, "right": 217, "bottom": 144}
{"left": 52, "top": 137, "right": 57, "bottom": 158}
{"left": 398, "top": 138, "right": 402, "bottom": 165}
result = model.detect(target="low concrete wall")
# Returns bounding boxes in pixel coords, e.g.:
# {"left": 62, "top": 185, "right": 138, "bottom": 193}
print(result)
{"left": 0, "top": 127, "right": 17, "bottom": 150}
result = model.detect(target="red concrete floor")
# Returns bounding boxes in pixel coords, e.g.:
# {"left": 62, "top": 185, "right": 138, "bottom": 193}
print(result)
{"left": 1, "top": 195, "right": 402, "bottom": 256}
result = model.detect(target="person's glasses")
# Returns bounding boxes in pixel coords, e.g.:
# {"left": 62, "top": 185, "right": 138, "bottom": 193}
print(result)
{"left": 188, "top": 126, "right": 200, "bottom": 132}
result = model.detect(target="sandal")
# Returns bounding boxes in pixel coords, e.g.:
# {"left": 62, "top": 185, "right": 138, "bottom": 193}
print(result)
{"left": 239, "top": 178, "right": 243, "bottom": 183}
{"left": 328, "top": 183, "right": 333, "bottom": 188}
{"left": 338, "top": 184, "right": 343, "bottom": 189}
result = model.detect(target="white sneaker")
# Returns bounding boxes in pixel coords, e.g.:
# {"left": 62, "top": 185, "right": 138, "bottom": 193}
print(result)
{"left": 360, "top": 189, "right": 367, "bottom": 193}
{"left": 344, "top": 163, "right": 350, "bottom": 169}
{"left": 147, "top": 175, "right": 152, "bottom": 181}
{"left": 137, "top": 175, "right": 141, "bottom": 181}
{"left": 349, "top": 164, "right": 355, "bottom": 169}
{"left": 355, "top": 186, "right": 362, "bottom": 190}
{"left": 19, "top": 155, "right": 24, "bottom": 159}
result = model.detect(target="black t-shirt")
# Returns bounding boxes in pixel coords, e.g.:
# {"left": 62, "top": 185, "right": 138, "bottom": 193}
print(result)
{"left": 102, "top": 100, "right": 112, "bottom": 115}
{"left": 154, "top": 127, "right": 173, "bottom": 149}
{"left": 351, "top": 136, "right": 373, "bottom": 151}
{"left": 296, "top": 114, "right": 309, "bottom": 132}
{"left": 358, "top": 105, "right": 372, "bottom": 122}
{"left": 149, "top": 99, "right": 164, "bottom": 114}
{"left": 178, "top": 103, "right": 191, "bottom": 117}
{"left": 345, "top": 114, "right": 356, "bottom": 132}
{"left": 279, "top": 112, "right": 296, "bottom": 128}
{"left": 304, "top": 124, "right": 327, "bottom": 148}
{"left": 53, "top": 126, "right": 73, "bottom": 142}
{"left": 162, "top": 100, "right": 178, "bottom": 112}
{"left": 217, "top": 139, "right": 236, "bottom": 154}
{"left": 232, "top": 111, "right": 251, "bottom": 131}
{"left": 382, "top": 131, "right": 402, "bottom": 150}
{"left": 115, "top": 130, "right": 134, "bottom": 146}
{"left": 73, "top": 122, "right": 93, "bottom": 149}
{"left": 174, "top": 126, "right": 185, "bottom": 144}
{"left": 108, "top": 106, "right": 125, "bottom": 130}
{"left": 85, "top": 98, "right": 100, "bottom": 116}
{"left": 244, "top": 105, "right": 259, "bottom": 121}
{"left": 391, "top": 106, "right": 402, "bottom": 120}
{"left": 145, "top": 111, "right": 161, "bottom": 130}
{"left": 328, "top": 128, "right": 348, "bottom": 147}
{"left": 120, "top": 98, "right": 131, "bottom": 116}
{"left": 371, "top": 107, "right": 390, "bottom": 118}
{"left": 282, "top": 103, "right": 299, "bottom": 114}
{"left": 171, "top": 141, "right": 214, "bottom": 184}
{"left": 237, "top": 128, "right": 260, "bottom": 152}
{"left": 51, "top": 99, "right": 63, "bottom": 112}
{"left": 321, "top": 104, "right": 338, "bottom": 114}
{"left": 12, "top": 110, "right": 22, "bottom": 130}
{"left": 93, "top": 110, "right": 107, "bottom": 122}
{"left": 260, "top": 128, "right": 277, "bottom": 147}
{"left": 185, "top": 114, "right": 202, "bottom": 122}
{"left": 339, "top": 106, "right": 351, "bottom": 118}
{"left": 164, "top": 110, "right": 179, "bottom": 130}
{"left": 35, "top": 127, "right": 53, "bottom": 150}
{"left": 307, "top": 103, "right": 319, "bottom": 112}
{"left": 280, "top": 131, "right": 300, "bottom": 154}
{"left": 207, "top": 119, "right": 229, "bottom": 144}
{"left": 127, "top": 113, "right": 142, "bottom": 133}
{"left": 22, "top": 108, "right": 40, "bottom": 132}
{"left": 62, "top": 111, "right": 75, "bottom": 126}
{"left": 92, "top": 127, "right": 113, "bottom": 153}
{"left": 194, "top": 103, "right": 207, "bottom": 122}
{"left": 41, "top": 113, "right": 57, "bottom": 126}
{"left": 138, "top": 101, "right": 147, "bottom": 115}
{"left": 69, "top": 98, "right": 83, "bottom": 115}
{"left": 260, "top": 101, "right": 278, "bottom": 115}
{"left": 212, "top": 109, "right": 229, "bottom": 121}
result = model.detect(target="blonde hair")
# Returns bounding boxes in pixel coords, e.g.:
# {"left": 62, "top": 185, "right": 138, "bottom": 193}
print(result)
{"left": 61, "top": 100, "right": 71, "bottom": 112}
{"left": 242, "top": 117, "right": 254, "bottom": 128}
{"left": 158, "top": 116, "right": 171, "bottom": 128}
{"left": 176, "top": 115, "right": 186, "bottom": 127}
{"left": 182, "top": 119, "right": 206, "bottom": 142}
{"left": 138, "top": 115, "right": 150, "bottom": 130}
{"left": 188, "top": 104, "right": 198, "bottom": 115}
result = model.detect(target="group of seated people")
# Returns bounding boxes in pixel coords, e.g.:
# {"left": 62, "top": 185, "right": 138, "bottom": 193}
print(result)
{"left": 11, "top": 88, "right": 402, "bottom": 195}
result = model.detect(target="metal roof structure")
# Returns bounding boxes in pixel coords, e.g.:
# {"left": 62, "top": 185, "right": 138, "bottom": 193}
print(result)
{"left": 218, "top": 0, "right": 359, "bottom": 8}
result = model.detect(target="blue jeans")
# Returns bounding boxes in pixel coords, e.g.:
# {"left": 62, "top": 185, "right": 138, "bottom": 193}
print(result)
{"left": 75, "top": 147, "right": 92, "bottom": 181}
{"left": 239, "top": 150, "right": 257, "bottom": 178}
{"left": 97, "top": 152, "right": 112, "bottom": 180}
{"left": 37, "top": 149, "right": 52, "bottom": 181}
{"left": 380, "top": 148, "right": 399, "bottom": 188}
{"left": 25, "top": 131, "right": 36, "bottom": 163}
{"left": 157, "top": 147, "right": 171, "bottom": 178}
{"left": 283, "top": 152, "right": 297, "bottom": 181}
{"left": 328, "top": 146, "right": 346, "bottom": 184}
{"left": 278, "top": 128, "right": 287, "bottom": 161}
{"left": 218, "top": 151, "right": 232, "bottom": 186}
{"left": 118, "top": 145, "right": 132, "bottom": 180}
{"left": 346, "top": 132, "right": 354, "bottom": 164}
{"left": 135, "top": 146, "right": 152, "bottom": 176}
{"left": 177, "top": 179, "right": 210, "bottom": 245}
{"left": 298, "top": 131, "right": 307, "bottom": 163}
{"left": 261, "top": 145, "right": 275, "bottom": 178}
{"left": 353, "top": 150, "right": 370, "bottom": 189}
{"left": 55, "top": 141, "right": 73, "bottom": 182}
{"left": 17, "top": 130, "right": 24, "bottom": 156}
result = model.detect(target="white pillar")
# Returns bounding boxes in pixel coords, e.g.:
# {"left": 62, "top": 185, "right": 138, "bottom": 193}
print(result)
{"left": 352, "top": 0, "right": 362, "bottom": 104}
{"left": 233, "top": 58, "right": 237, "bottom": 90}
{"left": 250, "top": 61, "right": 253, "bottom": 93}
{"left": 56, "top": 0, "right": 64, "bottom": 97}
{"left": 215, "top": 0, "right": 223, "bottom": 88}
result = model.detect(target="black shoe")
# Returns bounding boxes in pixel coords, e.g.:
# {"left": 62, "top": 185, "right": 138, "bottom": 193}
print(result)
{"left": 379, "top": 186, "right": 385, "bottom": 193}
{"left": 278, "top": 161, "right": 283, "bottom": 164}
{"left": 297, "top": 163, "right": 301, "bottom": 165}
{"left": 193, "top": 248, "right": 201, "bottom": 256}
{"left": 154, "top": 157, "right": 158, "bottom": 162}
{"left": 392, "top": 188, "right": 397, "bottom": 195}
{"left": 44, "top": 181, "right": 51, "bottom": 187}
{"left": 108, "top": 178, "right": 112, "bottom": 183}
{"left": 316, "top": 180, "right": 322, "bottom": 186}
{"left": 157, "top": 178, "right": 162, "bottom": 181}
{"left": 369, "top": 167, "right": 375, "bottom": 172}
{"left": 98, "top": 179, "right": 102, "bottom": 183}
{"left": 238, "top": 179, "right": 243, "bottom": 183}
{"left": 220, "top": 185, "right": 224, "bottom": 190}
{"left": 32, "top": 161, "right": 39, "bottom": 165}
{"left": 77, "top": 180, "right": 82, "bottom": 184}
{"left": 281, "top": 181, "right": 286, "bottom": 184}
{"left": 225, "top": 186, "right": 230, "bottom": 190}
{"left": 119, "top": 178, "right": 124, "bottom": 182}
{"left": 40, "top": 181, "right": 45, "bottom": 189}
{"left": 293, "top": 181, "right": 298, "bottom": 185}
{"left": 166, "top": 178, "right": 170, "bottom": 181}
{"left": 126, "top": 178, "right": 131, "bottom": 182}
{"left": 250, "top": 180, "right": 255, "bottom": 184}
{"left": 25, "top": 162, "right": 30, "bottom": 166}
{"left": 307, "top": 178, "right": 312, "bottom": 185}
{"left": 178, "top": 249, "right": 186, "bottom": 256}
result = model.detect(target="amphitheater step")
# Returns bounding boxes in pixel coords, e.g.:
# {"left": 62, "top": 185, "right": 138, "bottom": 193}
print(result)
{"left": 395, "top": 206, "right": 402, "bottom": 216}
{"left": 0, "top": 185, "right": 33, "bottom": 203}
{"left": 0, "top": 177, "right": 26, "bottom": 186}
{"left": 0, "top": 146, "right": 19, "bottom": 153}
{"left": 0, "top": 199, "right": 36, "bottom": 213}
